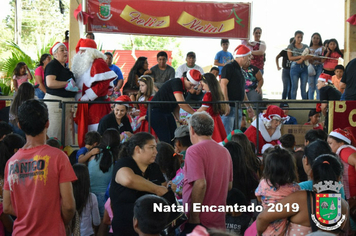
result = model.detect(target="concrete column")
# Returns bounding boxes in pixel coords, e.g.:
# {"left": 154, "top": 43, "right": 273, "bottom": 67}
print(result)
{"left": 68, "top": 0, "right": 81, "bottom": 68}
{"left": 344, "top": 0, "right": 356, "bottom": 64}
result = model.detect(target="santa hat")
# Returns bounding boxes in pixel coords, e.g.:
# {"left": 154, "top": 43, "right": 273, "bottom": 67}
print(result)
{"left": 186, "top": 69, "right": 201, "bottom": 85}
{"left": 329, "top": 128, "right": 352, "bottom": 145}
{"left": 318, "top": 73, "right": 332, "bottom": 83}
{"left": 262, "top": 105, "right": 287, "bottom": 121}
{"left": 115, "top": 95, "right": 132, "bottom": 108}
{"left": 50, "top": 42, "right": 66, "bottom": 55}
{"left": 75, "top": 38, "right": 97, "bottom": 53}
{"left": 233, "top": 45, "right": 251, "bottom": 58}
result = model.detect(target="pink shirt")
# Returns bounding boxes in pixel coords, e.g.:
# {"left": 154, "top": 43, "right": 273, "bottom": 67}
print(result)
{"left": 182, "top": 139, "right": 233, "bottom": 230}
{"left": 34, "top": 66, "right": 45, "bottom": 85}
{"left": 12, "top": 74, "right": 29, "bottom": 88}
{"left": 104, "top": 198, "right": 113, "bottom": 233}
{"left": 324, "top": 51, "right": 342, "bottom": 69}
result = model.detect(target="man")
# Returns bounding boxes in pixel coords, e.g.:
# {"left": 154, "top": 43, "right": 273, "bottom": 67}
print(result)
{"left": 150, "top": 69, "right": 201, "bottom": 144}
{"left": 279, "top": 102, "right": 297, "bottom": 124}
{"left": 72, "top": 38, "right": 117, "bottom": 147}
{"left": 3, "top": 99, "right": 77, "bottom": 235}
{"left": 175, "top": 52, "right": 204, "bottom": 78}
{"left": 104, "top": 52, "right": 124, "bottom": 94}
{"left": 220, "top": 45, "right": 255, "bottom": 135}
{"left": 150, "top": 51, "right": 175, "bottom": 92}
{"left": 340, "top": 58, "right": 356, "bottom": 100}
{"left": 182, "top": 111, "right": 233, "bottom": 235}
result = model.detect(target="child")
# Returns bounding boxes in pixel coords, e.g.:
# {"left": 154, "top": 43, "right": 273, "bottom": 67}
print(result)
{"left": 72, "top": 164, "right": 100, "bottom": 236}
{"left": 214, "top": 39, "right": 233, "bottom": 77}
{"left": 77, "top": 131, "right": 101, "bottom": 164}
{"left": 135, "top": 75, "right": 156, "bottom": 135}
{"left": 225, "top": 188, "right": 253, "bottom": 235}
{"left": 255, "top": 146, "right": 300, "bottom": 235}
{"left": 98, "top": 198, "right": 114, "bottom": 235}
{"left": 332, "top": 64, "right": 345, "bottom": 93}
{"left": 210, "top": 67, "right": 219, "bottom": 78}
{"left": 197, "top": 73, "right": 227, "bottom": 142}
{"left": 46, "top": 138, "right": 61, "bottom": 149}
{"left": 155, "top": 142, "right": 180, "bottom": 182}
{"left": 133, "top": 195, "right": 169, "bottom": 236}
{"left": 322, "top": 38, "right": 343, "bottom": 76}
{"left": 12, "top": 62, "right": 32, "bottom": 93}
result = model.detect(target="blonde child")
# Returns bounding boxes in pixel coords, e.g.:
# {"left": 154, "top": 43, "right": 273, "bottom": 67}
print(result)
{"left": 12, "top": 62, "right": 32, "bottom": 93}
{"left": 322, "top": 38, "right": 343, "bottom": 76}
{"left": 255, "top": 146, "right": 300, "bottom": 236}
{"left": 135, "top": 75, "right": 156, "bottom": 135}
{"left": 197, "top": 73, "right": 227, "bottom": 142}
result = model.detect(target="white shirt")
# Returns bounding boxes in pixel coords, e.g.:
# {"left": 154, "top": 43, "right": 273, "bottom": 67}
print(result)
{"left": 175, "top": 63, "right": 204, "bottom": 78}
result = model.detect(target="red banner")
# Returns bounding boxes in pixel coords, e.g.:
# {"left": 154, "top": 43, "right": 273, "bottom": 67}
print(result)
{"left": 329, "top": 101, "right": 356, "bottom": 131}
{"left": 86, "top": 0, "right": 250, "bottom": 39}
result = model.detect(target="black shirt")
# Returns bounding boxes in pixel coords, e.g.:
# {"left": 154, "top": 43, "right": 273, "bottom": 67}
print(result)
{"left": 341, "top": 58, "right": 356, "bottom": 100}
{"left": 97, "top": 112, "right": 133, "bottom": 135}
{"left": 110, "top": 157, "right": 165, "bottom": 236}
{"left": 278, "top": 49, "right": 292, "bottom": 69}
{"left": 221, "top": 60, "right": 245, "bottom": 106}
{"left": 320, "top": 86, "right": 341, "bottom": 101}
{"left": 151, "top": 78, "right": 186, "bottom": 112}
{"left": 44, "top": 59, "right": 77, "bottom": 98}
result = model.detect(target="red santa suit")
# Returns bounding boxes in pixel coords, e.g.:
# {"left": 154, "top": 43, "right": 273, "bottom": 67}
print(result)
{"left": 73, "top": 39, "right": 117, "bottom": 147}
{"left": 244, "top": 105, "right": 287, "bottom": 154}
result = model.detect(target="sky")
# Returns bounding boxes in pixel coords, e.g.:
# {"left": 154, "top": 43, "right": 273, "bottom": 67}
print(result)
{"left": 1, "top": 0, "right": 345, "bottom": 99}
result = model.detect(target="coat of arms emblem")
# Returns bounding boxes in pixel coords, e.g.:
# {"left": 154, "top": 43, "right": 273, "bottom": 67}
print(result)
{"left": 97, "top": 0, "right": 113, "bottom": 21}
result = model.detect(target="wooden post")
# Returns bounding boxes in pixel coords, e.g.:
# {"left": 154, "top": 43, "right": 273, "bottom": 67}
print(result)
{"left": 68, "top": 0, "right": 81, "bottom": 68}
{"left": 344, "top": 0, "right": 356, "bottom": 64}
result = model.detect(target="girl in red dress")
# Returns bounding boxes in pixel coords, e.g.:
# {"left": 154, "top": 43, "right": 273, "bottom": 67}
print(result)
{"left": 135, "top": 75, "right": 156, "bottom": 136}
{"left": 197, "top": 73, "right": 227, "bottom": 142}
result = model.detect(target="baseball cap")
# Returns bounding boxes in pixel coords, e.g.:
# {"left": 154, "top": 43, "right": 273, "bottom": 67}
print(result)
{"left": 171, "top": 125, "right": 190, "bottom": 141}
{"left": 279, "top": 102, "right": 289, "bottom": 109}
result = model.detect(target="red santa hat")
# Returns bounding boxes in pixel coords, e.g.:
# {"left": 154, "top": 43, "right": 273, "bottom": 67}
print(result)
{"left": 329, "top": 128, "right": 352, "bottom": 145}
{"left": 318, "top": 73, "right": 332, "bottom": 83}
{"left": 233, "top": 45, "right": 251, "bottom": 58}
{"left": 115, "top": 95, "right": 133, "bottom": 108}
{"left": 262, "top": 105, "right": 287, "bottom": 121}
{"left": 75, "top": 38, "right": 97, "bottom": 53}
{"left": 50, "top": 42, "right": 66, "bottom": 55}
{"left": 186, "top": 69, "right": 201, "bottom": 85}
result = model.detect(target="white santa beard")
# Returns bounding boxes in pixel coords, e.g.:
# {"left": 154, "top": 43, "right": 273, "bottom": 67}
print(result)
{"left": 71, "top": 52, "right": 94, "bottom": 79}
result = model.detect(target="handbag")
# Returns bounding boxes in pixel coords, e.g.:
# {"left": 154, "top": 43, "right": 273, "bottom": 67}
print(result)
{"left": 308, "top": 64, "right": 316, "bottom": 76}
{"left": 160, "top": 187, "right": 188, "bottom": 236}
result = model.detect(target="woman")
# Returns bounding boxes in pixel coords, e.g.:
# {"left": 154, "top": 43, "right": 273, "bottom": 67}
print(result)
{"left": 34, "top": 53, "right": 51, "bottom": 99}
{"left": 88, "top": 129, "right": 120, "bottom": 217}
{"left": 308, "top": 33, "right": 324, "bottom": 100}
{"left": 287, "top": 30, "right": 310, "bottom": 99}
{"left": 304, "top": 109, "right": 323, "bottom": 130}
{"left": 97, "top": 95, "right": 133, "bottom": 141}
{"left": 276, "top": 37, "right": 294, "bottom": 100}
{"left": 123, "top": 57, "right": 150, "bottom": 101}
{"left": 242, "top": 27, "right": 266, "bottom": 74}
{"left": 44, "top": 42, "right": 77, "bottom": 145}
{"left": 244, "top": 105, "right": 287, "bottom": 154}
{"left": 9, "top": 82, "right": 35, "bottom": 138}
{"left": 256, "top": 154, "right": 348, "bottom": 235}
{"left": 241, "top": 57, "right": 264, "bottom": 101}
{"left": 109, "top": 132, "right": 168, "bottom": 236}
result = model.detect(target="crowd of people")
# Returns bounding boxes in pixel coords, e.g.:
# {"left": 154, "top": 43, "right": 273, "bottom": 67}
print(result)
{"left": 1, "top": 28, "right": 356, "bottom": 236}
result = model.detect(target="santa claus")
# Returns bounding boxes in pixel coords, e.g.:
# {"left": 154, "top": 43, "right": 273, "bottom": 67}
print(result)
{"left": 72, "top": 38, "right": 117, "bottom": 147}
{"left": 244, "top": 105, "right": 287, "bottom": 154}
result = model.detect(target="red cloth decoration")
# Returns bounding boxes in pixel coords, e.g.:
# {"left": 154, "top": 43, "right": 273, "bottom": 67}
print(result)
{"left": 316, "top": 103, "right": 322, "bottom": 113}
{"left": 347, "top": 14, "right": 356, "bottom": 25}
{"left": 74, "top": 4, "right": 93, "bottom": 25}
{"left": 74, "top": 103, "right": 89, "bottom": 148}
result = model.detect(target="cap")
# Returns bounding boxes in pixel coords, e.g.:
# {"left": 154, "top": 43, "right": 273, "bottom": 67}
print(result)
{"left": 233, "top": 45, "right": 251, "bottom": 58}
{"left": 262, "top": 105, "right": 287, "bottom": 121}
{"left": 50, "top": 42, "right": 66, "bottom": 55}
{"left": 171, "top": 125, "right": 190, "bottom": 141}
{"left": 318, "top": 73, "right": 332, "bottom": 83}
{"left": 329, "top": 128, "right": 352, "bottom": 145}
{"left": 115, "top": 95, "right": 132, "bottom": 107}
{"left": 186, "top": 69, "right": 202, "bottom": 85}
{"left": 75, "top": 38, "right": 97, "bottom": 53}
{"left": 279, "top": 102, "right": 289, "bottom": 109}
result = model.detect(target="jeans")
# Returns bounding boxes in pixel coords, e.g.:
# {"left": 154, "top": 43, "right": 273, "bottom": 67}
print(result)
{"left": 149, "top": 108, "right": 176, "bottom": 145}
{"left": 307, "top": 64, "right": 323, "bottom": 100}
{"left": 282, "top": 68, "right": 291, "bottom": 99}
{"left": 35, "top": 88, "right": 45, "bottom": 99}
{"left": 290, "top": 62, "right": 308, "bottom": 99}
{"left": 93, "top": 192, "right": 106, "bottom": 218}
{"left": 221, "top": 106, "right": 242, "bottom": 135}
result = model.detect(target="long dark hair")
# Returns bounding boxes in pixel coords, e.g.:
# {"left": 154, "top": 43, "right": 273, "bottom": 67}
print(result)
{"left": 10, "top": 82, "right": 35, "bottom": 125}
{"left": 127, "top": 57, "right": 147, "bottom": 89}
{"left": 155, "top": 142, "right": 180, "bottom": 181}
{"left": 292, "top": 30, "right": 304, "bottom": 47}
{"left": 324, "top": 38, "right": 343, "bottom": 58}
{"left": 72, "top": 164, "right": 91, "bottom": 216}
{"left": 37, "top": 53, "right": 51, "bottom": 67}
{"left": 263, "top": 146, "right": 298, "bottom": 189}
{"left": 224, "top": 142, "right": 259, "bottom": 201}
{"left": 309, "top": 32, "right": 323, "bottom": 47}
{"left": 95, "top": 129, "right": 120, "bottom": 173}
{"left": 312, "top": 154, "right": 343, "bottom": 185}
{"left": 231, "top": 133, "right": 262, "bottom": 177}
{"left": 13, "top": 62, "right": 26, "bottom": 76}
{"left": 201, "top": 73, "right": 226, "bottom": 115}
{"left": 0, "top": 134, "right": 25, "bottom": 177}
{"left": 119, "top": 132, "right": 155, "bottom": 159}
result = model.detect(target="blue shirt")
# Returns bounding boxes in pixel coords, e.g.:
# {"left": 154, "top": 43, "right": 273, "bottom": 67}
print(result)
{"left": 214, "top": 50, "right": 233, "bottom": 74}
{"left": 284, "top": 115, "right": 298, "bottom": 125}
{"left": 76, "top": 147, "right": 88, "bottom": 161}
{"left": 88, "top": 152, "right": 114, "bottom": 193}
{"left": 109, "top": 64, "right": 123, "bottom": 86}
